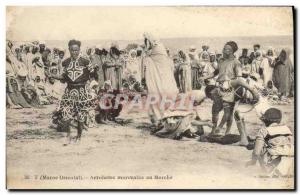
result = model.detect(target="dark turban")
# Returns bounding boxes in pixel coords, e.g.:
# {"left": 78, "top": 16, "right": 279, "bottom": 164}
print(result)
{"left": 225, "top": 41, "right": 238, "bottom": 53}
{"left": 68, "top": 39, "right": 81, "bottom": 48}
{"left": 263, "top": 108, "right": 282, "bottom": 123}
{"left": 254, "top": 44, "right": 260, "bottom": 48}
{"left": 110, "top": 46, "right": 121, "bottom": 56}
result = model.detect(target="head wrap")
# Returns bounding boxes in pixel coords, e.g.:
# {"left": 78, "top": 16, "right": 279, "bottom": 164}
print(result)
{"left": 111, "top": 42, "right": 119, "bottom": 50}
{"left": 225, "top": 41, "right": 238, "bottom": 53}
{"left": 178, "top": 50, "right": 189, "bottom": 62}
{"left": 90, "top": 80, "right": 99, "bottom": 88}
{"left": 262, "top": 108, "right": 282, "bottom": 123}
{"left": 261, "top": 50, "right": 267, "bottom": 57}
{"left": 253, "top": 44, "right": 260, "bottom": 49}
{"left": 200, "top": 51, "right": 210, "bottom": 61}
{"left": 266, "top": 47, "right": 274, "bottom": 57}
{"left": 188, "top": 48, "right": 198, "bottom": 59}
{"left": 32, "top": 41, "right": 39, "bottom": 45}
{"left": 189, "top": 45, "right": 196, "bottom": 51}
{"left": 209, "top": 51, "right": 216, "bottom": 56}
{"left": 129, "top": 49, "right": 137, "bottom": 56}
{"left": 241, "top": 48, "right": 248, "bottom": 56}
{"left": 103, "top": 80, "right": 113, "bottom": 91}
{"left": 110, "top": 44, "right": 121, "bottom": 56}
{"left": 143, "top": 32, "right": 159, "bottom": 47}
{"left": 39, "top": 41, "right": 46, "bottom": 45}
{"left": 202, "top": 45, "right": 209, "bottom": 51}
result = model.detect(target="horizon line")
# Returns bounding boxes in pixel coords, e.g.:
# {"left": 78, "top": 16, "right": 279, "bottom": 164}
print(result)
{"left": 8, "top": 34, "right": 293, "bottom": 42}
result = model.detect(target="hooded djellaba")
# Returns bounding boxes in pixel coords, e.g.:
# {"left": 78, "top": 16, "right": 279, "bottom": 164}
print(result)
{"left": 259, "top": 47, "right": 276, "bottom": 87}
{"left": 272, "top": 48, "right": 293, "bottom": 98}
{"left": 142, "top": 32, "right": 179, "bottom": 126}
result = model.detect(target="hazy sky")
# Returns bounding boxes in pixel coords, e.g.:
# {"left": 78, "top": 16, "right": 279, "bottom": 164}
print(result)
{"left": 6, "top": 6, "right": 293, "bottom": 41}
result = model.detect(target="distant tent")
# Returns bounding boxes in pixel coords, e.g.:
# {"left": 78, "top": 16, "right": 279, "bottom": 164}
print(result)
{"left": 125, "top": 43, "right": 139, "bottom": 51}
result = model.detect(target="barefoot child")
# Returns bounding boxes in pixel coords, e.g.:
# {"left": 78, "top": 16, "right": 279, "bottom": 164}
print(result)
{"left": 246, "top": 108, "right": 294, "bottom": 176}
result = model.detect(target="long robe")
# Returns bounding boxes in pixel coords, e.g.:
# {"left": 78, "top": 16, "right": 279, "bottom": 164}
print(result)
{"left": 7, "top": 76, "right": 31, "bottom": 108}
{"left": 190, "top": 58, "right": 201, "bottom": 89}
{"left": 179, "top": 61, "right": 192, "bottom": 93}
{"left": 251, "top": 58, "right": 262, "bottom": 74}
{"left": 273, "top": 59, "right": 291, "bottom": 96}
{"left": 103, "top": 55, "right": 124, "bottom": 90}
{"left": 125, "top": 57, "right": 142, "bottom": 83}
{"left": 90, "top": 54, "right": 105, "bottom": 88}
{"left": 201, "top": 61, "right": 216, "bottom": 85}
{"left": 32, "top": 53, "right": 46, "bottom": 81}
{"left": 273, "top": 49, "right": 293, "bottom": 96}
{"left": 143, "top": 43, "right": 179, "bottom": 121}
{"left": 260, "top": 57, "right": 274, "bottom": 86}
{"left": 25, "top": 53, "right": 35, "bottom": 81}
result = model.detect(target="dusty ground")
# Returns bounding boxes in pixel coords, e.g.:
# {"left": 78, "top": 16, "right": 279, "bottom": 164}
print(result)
{"left": 6, "top": 99, "right": 294, "bottom": 189}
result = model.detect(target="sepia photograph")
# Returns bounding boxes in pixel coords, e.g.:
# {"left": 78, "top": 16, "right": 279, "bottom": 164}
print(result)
{"left": 6, "top": 6, "right": 295, "bottom": 189}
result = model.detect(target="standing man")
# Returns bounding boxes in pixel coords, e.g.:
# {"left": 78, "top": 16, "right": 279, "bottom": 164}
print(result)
{"left": 57, "top": 49, "right": 65, "bottom": 75}
{"left": 142, "top": 32, "right": 179, "bottom": 127}
{"left": 46, "top": 39, "right": 95, "bottom": 144}
{"left": 90, "top": 47, "right": 105, "bottom": 88}
{"left": 200, "top": 41, "right": 242, "bottom": 135}
{"left": 238, "top": 48, "right": 250, "bottom": 66}
{"left": 189, "top": 45, "right": 201, "bottom": 89}
{"left": 39, "top": 41, "right": 46, "bottom": 55}
{"left": 249, "top": 44, "right": 260, "bottom": 64}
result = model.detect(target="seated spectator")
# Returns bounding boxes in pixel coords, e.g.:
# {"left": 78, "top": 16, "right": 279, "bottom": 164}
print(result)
{"left": 246, "top": 108, "right": 294, "bottom": 177}
{"left": 34, "top": 76, "right": 51, "bottom": 105}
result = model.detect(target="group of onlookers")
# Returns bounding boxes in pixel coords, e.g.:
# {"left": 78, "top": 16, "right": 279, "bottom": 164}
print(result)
{"left": 6, "top": 41, "right": 66, "bottom": 109}
{"left": 6, "top": 40, "right": 146, "bottom": 110}
{"left": 6, "top": 38, "right": 294, "bottom": 176}
{"left": 6, "top": 39, "right": 293, "bottom": 111}
{"left": 172, "top": 43, "right": 294, "bottom": 102}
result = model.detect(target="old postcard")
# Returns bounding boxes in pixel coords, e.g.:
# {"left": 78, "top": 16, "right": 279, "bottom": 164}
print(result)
{"left": 6, "top": 6, "right": 295, "bottom": 189}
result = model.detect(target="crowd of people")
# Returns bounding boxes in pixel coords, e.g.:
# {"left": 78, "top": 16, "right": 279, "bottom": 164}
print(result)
{"left": 174, "top": 43, "right": 294, "bottom": 100}
{"left": 6, "top": 34, "right": 294, "bottom": 176}
{"left": 6, "top": 39, "right": 294, "bottom": 110}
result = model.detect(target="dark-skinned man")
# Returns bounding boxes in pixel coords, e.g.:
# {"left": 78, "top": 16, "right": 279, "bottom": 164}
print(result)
{"left": 200, "top": 41, "right": 244, "bottom": 138}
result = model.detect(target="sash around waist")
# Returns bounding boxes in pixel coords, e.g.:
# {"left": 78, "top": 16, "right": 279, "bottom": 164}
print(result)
{"left": 67, "top": 83, "right": 87, "bottom": 88}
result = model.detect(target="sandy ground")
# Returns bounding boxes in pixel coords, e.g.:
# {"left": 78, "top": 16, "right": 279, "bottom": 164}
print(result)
{"left": 6, "top": 99, "right": 294, "bottom": 189}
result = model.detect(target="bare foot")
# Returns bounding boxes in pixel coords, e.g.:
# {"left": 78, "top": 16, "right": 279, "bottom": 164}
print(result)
{"left": 237, "top": 140, "right": 249, "bottom": 146}
{"left": 63, "top": 136, "right": 72, "bottom": 146}
{"left": 74, "top": 136, "right": 81, "bottom": 144}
